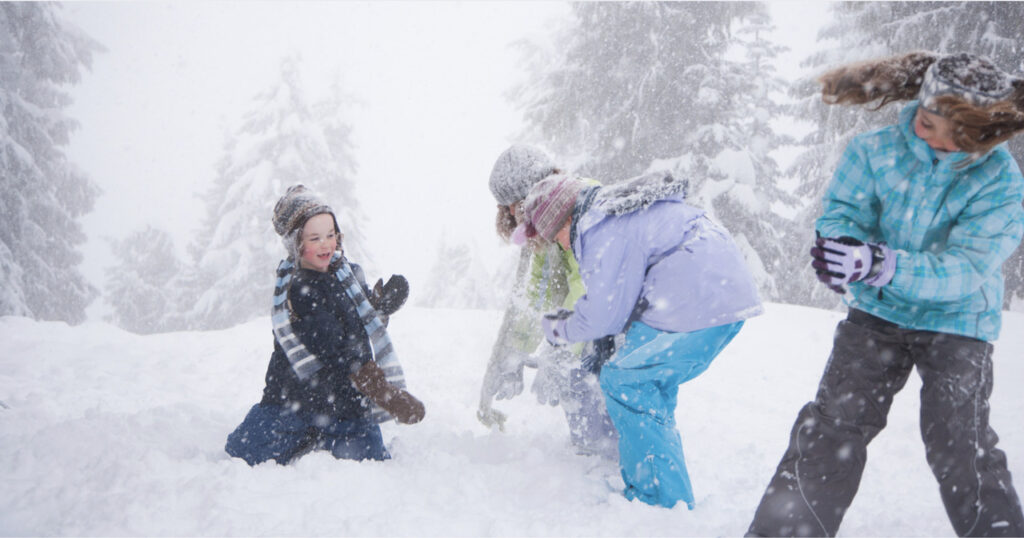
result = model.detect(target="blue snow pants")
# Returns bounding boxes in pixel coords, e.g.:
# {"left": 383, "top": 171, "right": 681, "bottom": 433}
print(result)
{"left": 225, "top": 404, "right": 389, "bottom": 465}
{"left": 599, "top": 320, "right": 743, "bottom": 509}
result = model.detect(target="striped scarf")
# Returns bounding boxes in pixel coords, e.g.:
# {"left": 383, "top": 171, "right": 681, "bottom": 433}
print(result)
{"left": 271, "top": 252, "right": 407, "bottom": 423}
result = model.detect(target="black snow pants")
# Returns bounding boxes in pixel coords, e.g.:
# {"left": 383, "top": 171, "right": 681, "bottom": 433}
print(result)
{"left": 748, "top": 309, "right": 1024, "bottom": 537}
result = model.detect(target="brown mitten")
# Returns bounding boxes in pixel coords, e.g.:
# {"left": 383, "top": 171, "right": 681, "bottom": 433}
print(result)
{"left": 349, "top": 360, "right": 425, "bottom": 424}
{"left": 368, "top": 275, "right": 409, "bottom": 316}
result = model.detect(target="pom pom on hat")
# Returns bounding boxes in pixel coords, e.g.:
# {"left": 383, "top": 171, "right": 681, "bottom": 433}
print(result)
{"left": 488, "top": 144, "right": 558, "bottom": 206}
{"left": 273, "top": 185, "right": 336, "bottom": 237}
{"left": 510, "top": 220, "right": 533, "bottom": 246}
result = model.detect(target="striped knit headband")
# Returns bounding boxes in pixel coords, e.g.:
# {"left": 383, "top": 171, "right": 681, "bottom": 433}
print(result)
{"left": 513, "top": 174, "right": 587, "bottom": 244}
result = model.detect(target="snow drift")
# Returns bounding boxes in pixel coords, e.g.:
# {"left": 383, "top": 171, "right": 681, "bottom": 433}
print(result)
{"left": 2, "top": 303, "right": 1022, "bottom": 536}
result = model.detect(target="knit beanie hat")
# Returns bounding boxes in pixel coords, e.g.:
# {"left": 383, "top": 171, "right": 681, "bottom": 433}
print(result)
{"left": 272, "top": 184, "right": 339, "bottom": 259}
{"left": 488, "top": 144, "right": 558, "bottom": 206}
{"left": 514, "top": 174, "right": 588, "bottom": 243}
{"left": 919, "top": 53, "right": 1016, "bottom": 114}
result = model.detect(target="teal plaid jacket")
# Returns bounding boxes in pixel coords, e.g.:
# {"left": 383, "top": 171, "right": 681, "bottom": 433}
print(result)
{"left": 817, "top": 101, "right": 1024, "bottom": 341}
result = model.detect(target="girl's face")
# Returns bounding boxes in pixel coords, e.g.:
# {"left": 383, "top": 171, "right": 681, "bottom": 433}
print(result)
{"left": 298, "top": 213, "right": 339, "bottom": 272}
{"left": 913, "top": 107, "right": 961, "bottom": 152}
{"left": 554, "top": 218, "right": 572, "bottom": 251}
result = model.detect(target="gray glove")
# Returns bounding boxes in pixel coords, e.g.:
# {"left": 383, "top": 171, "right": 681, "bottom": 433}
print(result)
{"left": 493, "top": 364, "right": 524, "bottom": 400}
{"left": 490, "top": 351, "right": 526, "bottom": 401}
{"left": 477, "top": 351, "right": 528, "bottom": 431}
{"left": 531, "top": 343, "right": 574, "bottom": 407}
{"left": 476, "top": 403, "right": 508, "bottom": 431}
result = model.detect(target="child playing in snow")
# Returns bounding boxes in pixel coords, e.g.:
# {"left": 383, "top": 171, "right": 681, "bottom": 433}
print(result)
{"left": 477, "top": 144, "right": 619, "bottom": 460}
{"left": 225, "top": 185, "right": 424, "bottom": 465}
{"left": 748, "top": 52, "right": 1024, "bottom": 536}
{"left": 513, "top": 171, "right": 763, "bottom": 509}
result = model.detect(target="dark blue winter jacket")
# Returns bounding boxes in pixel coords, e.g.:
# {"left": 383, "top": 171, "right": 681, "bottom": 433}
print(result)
{"left": 260, "top": 264, "right": 374, "bottom": 422}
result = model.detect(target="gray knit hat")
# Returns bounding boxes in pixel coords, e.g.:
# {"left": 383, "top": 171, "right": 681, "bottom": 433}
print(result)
{"left": 272, "top": 184, "right": 339, "bottom": 259}
{"left": 919, "top": 53, "right": 1016, "bottom": 114}
{"left": 488, "top": 144, "right": 558, "bottom": 206}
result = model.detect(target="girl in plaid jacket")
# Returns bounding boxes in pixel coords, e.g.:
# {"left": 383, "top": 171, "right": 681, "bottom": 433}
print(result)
{"left": 749, "top": 52, "right": 1024, "bottom": 537}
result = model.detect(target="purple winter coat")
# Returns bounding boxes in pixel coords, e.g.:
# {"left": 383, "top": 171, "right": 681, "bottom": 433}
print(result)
{"left": 551, "top": 192, "right": 763, "bottom": 343}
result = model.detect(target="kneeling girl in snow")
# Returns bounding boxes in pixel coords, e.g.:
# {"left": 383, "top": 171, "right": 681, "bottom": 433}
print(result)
{"left": 514, "top": 173, "right": 763, "bottom": 509}
{"left": 225, "top": 185, "right": 425, "bottom": 465}
{"left": 747, "top": 52, "right": 1024, "bottom": 536}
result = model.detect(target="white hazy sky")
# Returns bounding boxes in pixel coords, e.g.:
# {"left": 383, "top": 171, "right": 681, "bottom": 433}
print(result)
{"left": 63, "top": 1, "right": 827, "bottom": 320}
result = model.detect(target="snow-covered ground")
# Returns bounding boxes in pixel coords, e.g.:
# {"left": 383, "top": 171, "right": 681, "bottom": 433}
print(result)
{"left": 2, "top": 302, "right": 1022, "bottom": 536}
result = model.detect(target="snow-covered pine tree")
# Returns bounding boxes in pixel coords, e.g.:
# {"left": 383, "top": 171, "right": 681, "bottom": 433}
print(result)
{"left": 104, "top": 226, "right": 181, "bottom": 334}
{"left": 786, "top": 1, "right": 1024, "bottom": 309}
{"left": 178, "top": 56, "right": 366, "bottom": 330}
{"left": 416, "top": 236, "right": 501, "bottom": 310}
{"left": 0, "top": 4, "right": 102, "bottom": 323}
{"left": 513, "top": 2, "right": 744, "bottom": 180}
{"left": 313, "top": 77, "right": 371, "bottom": 267}
{"left": 778, "top": 4, "right": 891, "bottom": 310}
{"left": 719, "top": 7, "right": 800, "bottom": 301}
{"left": 513, "top": 2, "right": 796, "bottom": 301}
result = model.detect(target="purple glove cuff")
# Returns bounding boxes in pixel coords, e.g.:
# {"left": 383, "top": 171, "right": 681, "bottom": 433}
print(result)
{"left": 862, "top": 243, "right": 896, "bottom": 287}
{"left": 542, "top": 314, "right": 570, "bottom": 346}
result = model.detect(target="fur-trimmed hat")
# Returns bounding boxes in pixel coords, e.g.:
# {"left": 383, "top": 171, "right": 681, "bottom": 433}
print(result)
{"left": 488, "top": 144, "right": 558, "bottom": 206}
{"left": 272, "top": 184, "right": 339, "bottom": 259}
{"left": 515, "top": 174, "right": 588, "bottom": 243}
{"left": 919, "top": 53, "right": 1016, "bottom": 113}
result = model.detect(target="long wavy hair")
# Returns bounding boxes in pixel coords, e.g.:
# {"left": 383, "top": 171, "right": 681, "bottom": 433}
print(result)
{"left": 818, "top": 52, "right": 1024, "bottom": 155}
{"left": 494, "top": 204, "right": 518, "bottom": 241}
